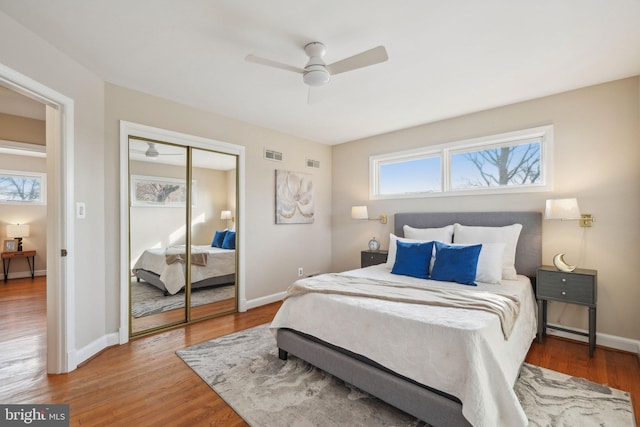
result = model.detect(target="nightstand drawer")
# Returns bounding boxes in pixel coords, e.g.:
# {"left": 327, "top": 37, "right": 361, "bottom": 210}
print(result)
{"left": 361, "top": 250, "right": 388, "bottom": 268}
{"left": 537, "top": 269, "right": 596, "bottom": 305}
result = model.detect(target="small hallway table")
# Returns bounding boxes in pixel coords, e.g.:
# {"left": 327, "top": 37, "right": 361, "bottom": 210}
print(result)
{"left": 2, "top": 250, "right": 36, "bottom": 282}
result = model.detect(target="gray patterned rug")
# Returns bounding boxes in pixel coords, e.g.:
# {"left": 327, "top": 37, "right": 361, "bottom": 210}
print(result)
{"left": 177, "top": 324, "right": 635, "bottom": 427}
{"left": 131, "top": 281, "right": 235, "bottom": 317}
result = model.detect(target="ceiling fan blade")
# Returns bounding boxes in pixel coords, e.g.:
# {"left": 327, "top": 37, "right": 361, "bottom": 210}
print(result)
{"left": 245, "top": 54, "right": 304, "bottom": 74}
{"left": 307, "top": 85, "right": 329, "bottom": 105}
{"left": 326, "top": 46, "right": 388, "bottom": 76}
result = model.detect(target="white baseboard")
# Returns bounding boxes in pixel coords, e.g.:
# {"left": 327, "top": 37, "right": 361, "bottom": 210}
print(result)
{"left": 546, "top": 323, "right": 640, "bottom": 356}
{"left": 245, "top": 291, "right": 286, "bottom": 311}
{"left": 71, "top": 331, "right": 120, "bottom": 369}
{"left": 4, "top": 269, "right": 46, "bottom": 280}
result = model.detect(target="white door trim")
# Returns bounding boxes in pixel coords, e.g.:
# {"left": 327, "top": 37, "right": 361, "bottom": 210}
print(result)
{"left": 0, "top": 63, "right": 75, "bottom": 373}
{"left": 119, "top": 121, "right": 246, "bottom": 343}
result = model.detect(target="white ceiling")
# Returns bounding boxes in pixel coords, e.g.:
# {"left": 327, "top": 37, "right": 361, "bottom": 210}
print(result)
{"left": 1, "top": 1, "right": 639, "bottom": 145}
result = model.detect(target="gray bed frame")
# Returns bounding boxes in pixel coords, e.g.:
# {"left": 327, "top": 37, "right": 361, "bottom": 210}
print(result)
{"left": 277, "top": 211, "right": 541, "bottom": 427}
{"left": 135, "top": 269, "right": 235, "bottom": 295}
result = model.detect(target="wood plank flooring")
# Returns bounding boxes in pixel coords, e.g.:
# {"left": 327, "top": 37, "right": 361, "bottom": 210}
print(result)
{"left": 1, "top": 276, "right": 638, "bottom": 426}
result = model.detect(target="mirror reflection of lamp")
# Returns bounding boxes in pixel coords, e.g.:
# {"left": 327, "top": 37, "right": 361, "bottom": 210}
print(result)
{"left": 220, "top": 210, "right": 234, "bottom": 229}
{"left": 7, "top": 224, "right": 30, "bottom": 251}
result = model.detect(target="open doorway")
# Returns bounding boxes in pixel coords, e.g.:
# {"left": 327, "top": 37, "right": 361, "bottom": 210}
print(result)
{"left": 0, "top": 63, "right": 74, "bottom": 374}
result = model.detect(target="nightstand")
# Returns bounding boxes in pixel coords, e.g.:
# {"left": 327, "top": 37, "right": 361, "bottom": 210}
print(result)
{"left": 361, "top": 250, "right": 388, "bottom": 268}
{"left": 536, "top": 265, "right": 597, "bottom": 357}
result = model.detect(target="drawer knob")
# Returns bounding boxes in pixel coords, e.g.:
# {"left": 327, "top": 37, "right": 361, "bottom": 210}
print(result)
{"left": 561, "top": 291, "right": 566, "bottom": 296}
{"left": 561, "top": 278, "right": 567, "bottom": 283}
{"left": 369, "top": 256, "right": 375, "bottom": 260}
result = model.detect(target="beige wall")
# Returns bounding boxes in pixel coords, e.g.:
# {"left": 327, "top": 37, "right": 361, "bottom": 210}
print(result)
{"left": 1, "top": 11, "right": 106, "bottom": 351}
{"left": 332, "top": 76, "right": 640, "bottom": 341}
{"left": 0, "top": 153, "right": 47, "bottom": 275}
{"left": 104, "top": 83, "right": 333, "bottom": 329}
{"left": 0, "top": 112, "right": 45, "bottom": 145}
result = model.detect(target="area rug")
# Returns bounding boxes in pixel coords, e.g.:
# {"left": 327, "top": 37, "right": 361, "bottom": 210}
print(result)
{"left": 177, "top": 324, "right": 635, "bottom": 427}
{"left": 131, "top": 281, "right": 235, "bottom": 317}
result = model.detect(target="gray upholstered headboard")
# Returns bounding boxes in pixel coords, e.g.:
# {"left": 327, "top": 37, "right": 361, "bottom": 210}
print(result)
{"left": 394, "top": 212, "right": 542, "bottom": 278}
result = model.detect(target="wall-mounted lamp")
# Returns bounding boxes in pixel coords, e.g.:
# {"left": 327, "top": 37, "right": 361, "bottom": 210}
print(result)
{"left": 7, "top": 224, "right": 30, "bottom": 251}
{"left": 220, "top": 210, "right": 235, "bottom": 229}
{"left": 544, "top": 198, "right": 594, "bottom": 227}
{"left": 351, "top": 205, "right": 387, "bottom": 224}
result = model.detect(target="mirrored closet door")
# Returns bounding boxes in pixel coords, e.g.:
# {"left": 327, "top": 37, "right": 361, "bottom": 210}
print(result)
{"left": 128, "top": 137, "right": 238, "bottom": 336}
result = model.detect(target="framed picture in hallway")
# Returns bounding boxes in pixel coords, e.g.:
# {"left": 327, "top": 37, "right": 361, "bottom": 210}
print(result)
{"left": 3, "top": 239, "right": 17, "bottom": 252}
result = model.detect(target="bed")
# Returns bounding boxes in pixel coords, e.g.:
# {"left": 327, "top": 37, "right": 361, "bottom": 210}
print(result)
{"left": 132, "top": 245, "right": 235, "bottom": 295}
{"left": 271, "top": 211, "right": 541, "bottom": 427}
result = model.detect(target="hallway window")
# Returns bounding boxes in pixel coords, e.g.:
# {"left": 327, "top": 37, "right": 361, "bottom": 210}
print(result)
{"left": 0, "top": 169, "right": 46, "bottom": 204}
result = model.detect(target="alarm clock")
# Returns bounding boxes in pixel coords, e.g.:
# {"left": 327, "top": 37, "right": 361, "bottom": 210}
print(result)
{"left": 368, "top": 237, "right": 380, "bottom": 251}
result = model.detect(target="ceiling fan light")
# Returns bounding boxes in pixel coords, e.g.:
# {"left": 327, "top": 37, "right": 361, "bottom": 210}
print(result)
{"left": 145, "top": 144, "right": 160, "bottom": 158}
{"left": 303, "top": 69, "right": 330, "bottom": 87}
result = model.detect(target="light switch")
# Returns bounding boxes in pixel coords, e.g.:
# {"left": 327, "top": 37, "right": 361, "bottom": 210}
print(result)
{"left": 76, "top": 202, "right": 86, "bottom": 219}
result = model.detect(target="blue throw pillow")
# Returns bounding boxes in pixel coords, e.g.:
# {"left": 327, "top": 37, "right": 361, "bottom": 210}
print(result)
{"left": 391, "top": 240, "right": 434, "bottom": 279}
{"left": 430, "top": 242, "right": 482, "bottom": 286}
{"left": 211, "top": 230, "right": 227, "bottom": 248}
{"left": 222, "top": 230, "right": 236, "bottom": 250}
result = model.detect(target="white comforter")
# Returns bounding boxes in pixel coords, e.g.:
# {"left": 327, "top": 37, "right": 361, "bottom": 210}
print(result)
{"left": 132, "top": 245, "right": 235, "bottom": 295}
{"left": 270, "top": 265, "right": 538, "bottom": 427}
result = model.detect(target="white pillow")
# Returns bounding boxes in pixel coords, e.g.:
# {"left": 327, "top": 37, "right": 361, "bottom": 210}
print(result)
{"left": 403, "top": 224, "right": 454, "bottom": 243}
{"left": 453, "top": 223, "right": 522, "bottom": 280}
{"left": 474, "top": 243, "right": 505, "bottom": 284}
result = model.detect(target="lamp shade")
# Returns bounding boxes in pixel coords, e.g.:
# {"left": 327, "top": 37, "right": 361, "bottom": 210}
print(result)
{"left": 220, "top": 210, "right": 232, "bottom": 220}
{"left": 7, "top": 224, "right": 30, "bottom": 238}
{"left": 545, "top": 198, "right": 581, "bottom": 220}
{"left": 351, "top": 206, "right": 368, "bottom": 220}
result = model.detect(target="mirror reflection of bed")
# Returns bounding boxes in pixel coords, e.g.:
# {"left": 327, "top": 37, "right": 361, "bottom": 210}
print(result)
{"left": 128, "top": 139, "right": 238, "bottom": 336}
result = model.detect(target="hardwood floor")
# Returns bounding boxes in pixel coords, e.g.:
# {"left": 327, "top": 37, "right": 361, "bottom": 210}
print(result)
{"left": 1, "top": 276, "right": 638, "bottom": 426}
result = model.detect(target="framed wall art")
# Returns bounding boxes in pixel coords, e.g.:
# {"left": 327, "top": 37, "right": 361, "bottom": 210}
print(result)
{"left": 275, "top": 170, "right": 314, "bottom": 224}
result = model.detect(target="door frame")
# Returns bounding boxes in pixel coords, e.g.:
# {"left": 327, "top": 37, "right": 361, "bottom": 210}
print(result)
{"left": 119, "top": 121, "right": 246, "bottom": 343}
{"left": 0, "top": 63, "right": 75, "bottom": 373}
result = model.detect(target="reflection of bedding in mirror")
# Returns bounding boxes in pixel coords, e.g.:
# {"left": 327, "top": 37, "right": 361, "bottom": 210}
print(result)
{"left": 132, "top": 245, "right": 235, "bottom": 295}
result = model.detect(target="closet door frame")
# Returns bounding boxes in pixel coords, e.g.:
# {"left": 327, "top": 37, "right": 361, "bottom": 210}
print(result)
{"left": 119, "top": 121, "right": 246, "bottom": 344}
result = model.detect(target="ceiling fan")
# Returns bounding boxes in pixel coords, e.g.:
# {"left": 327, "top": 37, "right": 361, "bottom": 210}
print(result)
{"left": 131, "top": 142, "right": 184, "bottom": 159}
{"left": 245, "top": 42, "right": 388, "bottom": 99}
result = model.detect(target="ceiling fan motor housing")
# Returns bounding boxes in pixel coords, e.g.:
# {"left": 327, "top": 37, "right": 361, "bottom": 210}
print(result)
{"left": 303, "top": 42, "right": 330, "bottom": 86}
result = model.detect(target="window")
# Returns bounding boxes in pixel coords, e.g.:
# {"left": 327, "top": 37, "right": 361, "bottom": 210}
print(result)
{"left": 0, "top": 169, "right": 46, "bottom": 204}
{"left": 370, "top": 125, "right": 552, "bottom": 199}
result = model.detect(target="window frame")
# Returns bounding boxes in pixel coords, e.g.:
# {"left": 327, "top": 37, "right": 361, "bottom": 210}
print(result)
{"left": 370, "top": 125, "right": 553, "bottom": 200}
{"left": 0, "top": 169, "right": 47, "bottom": 205}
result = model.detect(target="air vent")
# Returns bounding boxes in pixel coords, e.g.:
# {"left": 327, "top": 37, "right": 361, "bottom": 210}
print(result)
{"left": 264, "top": 148, "right": 283, "bottom": 162}
{"left": 306, "top": 159, "right": 320, "bottom": 168}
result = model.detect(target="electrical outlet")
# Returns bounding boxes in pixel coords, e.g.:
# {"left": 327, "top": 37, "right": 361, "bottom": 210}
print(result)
{"left": 297, "top": 267, "right": 304, "bottom": 277}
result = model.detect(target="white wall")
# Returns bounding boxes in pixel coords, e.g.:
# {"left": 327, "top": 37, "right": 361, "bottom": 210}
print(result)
{"left": 0, "top": 11, "right": 106, "bottom": 351}
{"left": 332, "top": 76, "right": 640, "bottom": 342}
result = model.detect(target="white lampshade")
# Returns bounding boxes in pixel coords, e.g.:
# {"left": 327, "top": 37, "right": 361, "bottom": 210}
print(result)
{"left": 545, "top": 198, "right": 581, "bottom": 220}
{"left": 220, "top": 210, "right": 232, "bottom": 220}
{"left": 351, "top": 206, "right": 369, "bottom": 220}
{"left": 7, "top": 224, "right": 30, "bottom": 238}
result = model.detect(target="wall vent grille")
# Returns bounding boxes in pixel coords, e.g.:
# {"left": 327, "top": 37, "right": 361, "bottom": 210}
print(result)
{"left": 306, "top": 159, "right": 320, "bottom": 168}
{"left": 264, "top": 148, "right": 283, "bottom": 161}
